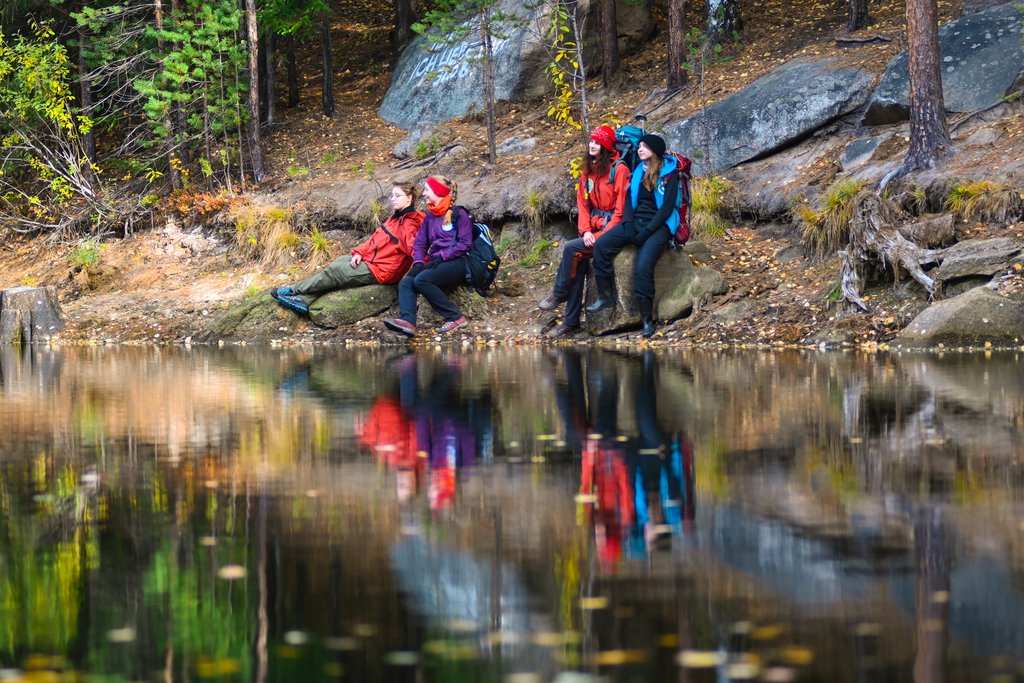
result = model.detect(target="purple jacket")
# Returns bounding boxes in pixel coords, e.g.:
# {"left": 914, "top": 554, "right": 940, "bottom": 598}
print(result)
{"left": 412, "top": 206, "right": 473, "bottom": 265}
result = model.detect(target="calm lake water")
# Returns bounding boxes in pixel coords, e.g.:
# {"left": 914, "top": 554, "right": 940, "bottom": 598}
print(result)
{"left": 0, "top": 346, "right": 1022, "bottom": 682}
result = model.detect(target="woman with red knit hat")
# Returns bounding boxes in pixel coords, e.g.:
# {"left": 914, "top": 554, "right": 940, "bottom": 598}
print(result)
{"left": 538, "top": 124, "right": 631, "bottom": 338}
{"left": 383, "top": 175, "right": 472, "bottom": 336}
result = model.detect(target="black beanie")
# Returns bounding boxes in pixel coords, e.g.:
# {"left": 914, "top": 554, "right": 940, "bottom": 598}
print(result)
{"left": 639, "top": 134, "right": 666, "bottom": 158}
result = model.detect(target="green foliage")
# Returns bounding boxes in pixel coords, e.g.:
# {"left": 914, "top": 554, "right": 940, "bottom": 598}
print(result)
{"left": 234, "top": 204, "right": 299, "bottom": 266}
{"left": 518, "top": 237, "right": 555, "bottom": 266}
{"left": 544, "top": 1, "right": 583, "bottom": 132}
{"left": 68, "top": 239, "right": 105, "bottom": 271}
{"left": 320, "top": 151, "right": 340, "bottom": 166}
{"left": 797, "top": 177, "right": 866, "bottom": 258}
{"left": 524, "top": 188, "right": 546, "bottom": 232}
{"left": 413, "top": 135, "right": 442, "bottom": 160}
{"left": 286, "top": 164, "right": 310, "bottom": 178}
{"left": 305, "top": 227, "right": 331, "bottom": 262}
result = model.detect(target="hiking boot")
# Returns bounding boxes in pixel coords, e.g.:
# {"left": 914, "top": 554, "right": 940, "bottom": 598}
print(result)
{"left": 271, "top": 288, "right": 310, "bottom": 315}
{"left": 639, "top": 298, "right": 656, "bottom": 339}
{"left": 384, "top": 318, "right": 417, "bottom": 337}
{"left": 438, "top": 316, "right": 468, "bottom": 334}
{"left": 546, "top": 322, "right": 580, "bottom": 338}
{"left": 538, "top": 292, "right": 567, "bottom": 311}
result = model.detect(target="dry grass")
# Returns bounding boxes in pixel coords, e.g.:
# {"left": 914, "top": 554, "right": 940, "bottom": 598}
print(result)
{"left": 524, "top": 188, "right": 546, "bottom": 233}
{"left": 234, "top": 205, "right": 300, "bottom": 267}
{"left": 945, "top": 180, "right": 1023, "bottom": 224}
{"left": 797, "top": 177, "right": 866, "bottom": 259}
{"left": 690, "top": 176, "right": 732, "bottom": 241}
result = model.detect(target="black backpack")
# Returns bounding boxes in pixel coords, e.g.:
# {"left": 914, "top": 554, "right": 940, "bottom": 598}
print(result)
{"left": 459, "top": 212, "right": 500, "bottom": 294}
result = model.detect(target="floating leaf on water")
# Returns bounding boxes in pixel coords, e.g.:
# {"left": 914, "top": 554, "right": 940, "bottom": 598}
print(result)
{"left": 731, "top": 621, "right": 752, "bottom": 635}
{"left": 594, "top": 650, "right": 648, "bottom": 666}
{"left": 537, "top": 434, "right": 557, "bottom": 442}
{"left": 323, "top": 662, "right": 345, "bottom": 678}
{"left": 932, "top": 591, "right": 950, "bottom": 604}
{"left": 488, "top": 631, "right": 522, "bottom": 646}
{"left": 574, "top": 494, "right": 597, "bottom": 504}
{"left": 726, "top": 662, "right": 762, "bottom": 679}
{"left": 658, "top": 634, "right": 680, "bottom": 648}
{"left": 305, "top": 489, "right": 320, "bottom": 498}
{"left": 614, "top": 436, "right": 628, "bottom": 442}
{"left": 751, "top": 624, "right": 786, "bottom": 641}
{"left": 217, "top": 565, "right": 246, "bottom": 580}
{"left": 107, "top": 627, "right": 136, "bottom": 643}
{"left": 508, "top": 441, "right": 520, "bottom": 449}
{"left": 677, "top": 650, "right": 726, "bottom": 668}
{"left": 780, "top": 646, "right": 815, "bottom": 666}
{"left": 762, "top": 666, "right": 798, "bottom": 683}
{"left": 276, "top": 645, "right": 300, "bottom": 660}
{"left": 324, "top": 637, "right": 359, "bottom": 652}
{"left": 353, "top": 623, "right": 377, "bottom": 638}
{"left": 532, "top": 632, "right": 565, "bottom": 647}
{"left": 503, "top": 673, "right": 541, "bottom": 683}
{"left": 283, "top": 631, "right": 309, "bottom": 646}
{"left": 554, "top": 440, "right": 567, "bottom": 448}
{"left": 400, "top": 524, "right": 422, "bottom": 536}
{"left": 579, "top": 596, "right": 609, "bottom": 610}
{"left": 853, "top": 622, "right": 881, "bottom": 637}
{"left": 587, "top": 433, "right": 604, "bottom": 440}
{"left": 531, "top": 456, "right": 547, "bottom": 464}
{"left": 197, "top": 657, "right": 240, "bottom": 677}
{"left": 204, "top": 480, "right": 219, "bottom": 489}
{"left": 848, "top": 437, "right": 863, "bottom": 444}
{"left": 385, "top": 651, "right": 420, "bottom": 666}
{"left": 444, "top": 619, "right": 479, "bottom": 633}
{"left": 199, "top": 536, "right": 218, "bottom": 547}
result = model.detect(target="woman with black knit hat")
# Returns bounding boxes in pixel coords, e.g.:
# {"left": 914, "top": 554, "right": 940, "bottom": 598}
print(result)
{"left": 537, "top": 124, "right": 631, "bottom": 338}
{"left": 586, "top": 133, "right": 681, "bottom": 339}
{"left": 383, "top": 175, "right": 471, "bottom": 337}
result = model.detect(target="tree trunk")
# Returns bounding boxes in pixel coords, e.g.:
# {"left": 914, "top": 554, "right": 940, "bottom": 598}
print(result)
{"left": 286, "top": 34, "right": 299, "bottom": 107}
{"left": 394, "top": 0, "right": 414, "bottom": 54}
{"left": 667, "top": 0, "right": 687, "bottom": 90}
{"left": 904, "top": 0, "right": 952, "bottom": 172}
{"left": 321, "top": 8, "right": 335, "bottom": 118}
{"left": 0, "top": 287, "right": 65, "bottom": 344}
{"left": 598, "top": 0, "right": 620, "bottom": 87}
{"left": 481, "top": 11, "right": 497, "bottom": 164}
{"left": 847, "top": 0, "right": 870, "bottom": 32}
{"left": 706, "top": 0, "right": 741, "bottom": 43}
{"left": 154, "top": 0, "right": 182, "bottom": 190}
{"left": 245, "top": 0, "right": 265, "bottom": 182}
{"left": 264, "top": 31, "right": 276, "bottom": 126}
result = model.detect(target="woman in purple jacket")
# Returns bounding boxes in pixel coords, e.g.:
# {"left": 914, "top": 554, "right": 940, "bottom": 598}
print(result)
{"left": 383, "top": 176, "right": 472, "bottom": 336}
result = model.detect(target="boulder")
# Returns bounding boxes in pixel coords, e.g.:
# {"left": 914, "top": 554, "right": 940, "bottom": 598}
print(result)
{"left": 896, "top": 286, "right": 1024, "bottom": 348}
{"left": 496, "top": 136, "right": 537, "bottom": 157}
{"left": 864, "top": 2, "right": 1024, "bottom": 125}
{"left": 0, "top": 287, "right": 64, "bottom": 344}
{"left": 664, "top": 57, "right": 874, "bottom": 173}
{"left": 585, "top": 248, "right": 728, "bottom": 335}
{"left": 416, "top": 288, "right": 490, "bottom": 327}
{"left": 937, "top": 237, "right": 1022, "bottom": 281}
{"left": 841, "top": 134, "right": 894, "bottom": 171}
{"left": 309, "top": 285, "right": 397, "bottom": 328}
{"left": 200, "top": 293, "right": 303, "bottom": 342}
{"left": 392, "top": 124, "right": 451, "bottom": 159}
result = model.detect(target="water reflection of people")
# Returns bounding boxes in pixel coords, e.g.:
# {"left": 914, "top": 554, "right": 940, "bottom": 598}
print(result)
{"left": 557, "top": 350, "right": 695, "bottom": 568}
{"left": 362, "top": 354, "right": 483, "bottom": 511}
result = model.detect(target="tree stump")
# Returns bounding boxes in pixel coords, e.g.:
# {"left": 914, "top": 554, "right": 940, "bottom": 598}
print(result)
{"left": 0, "top": 287, "right": 64, "bottom": 344}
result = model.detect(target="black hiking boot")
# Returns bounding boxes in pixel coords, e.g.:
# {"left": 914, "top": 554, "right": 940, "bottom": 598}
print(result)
{"left": 586, "top": 277, "right": 616, "bottom": 314}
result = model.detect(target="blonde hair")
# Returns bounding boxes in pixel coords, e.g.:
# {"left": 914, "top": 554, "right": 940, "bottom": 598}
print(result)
{"left": 428, "top": 175, "right": 458, "bottom": 223}
{"left": 394, "top": 182, "right": 418, "bottom": 206}
{"left": 642, "top": 155, "right": 663, "bottom": 192}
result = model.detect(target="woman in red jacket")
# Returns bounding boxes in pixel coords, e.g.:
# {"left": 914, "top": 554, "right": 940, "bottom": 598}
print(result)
{"left": 537, "top": 125, "right": 630, "bottom": 337}
{"left": 271, "top": 182, "right": 425, "bottom": 315}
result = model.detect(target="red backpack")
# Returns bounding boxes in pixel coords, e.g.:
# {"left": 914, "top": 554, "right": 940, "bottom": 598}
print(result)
{"left": 667, "top": 153, "right": 693, "bottom": 246}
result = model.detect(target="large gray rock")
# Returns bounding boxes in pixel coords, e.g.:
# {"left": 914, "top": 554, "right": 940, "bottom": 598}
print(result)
{"left": 309, "top": 285, "right": 396, "bottom": 328}
{"left": 585, "top": 248, "right": 727, "bottom": 335}
{"left": 200, "top": 293, "right": 303, "bottom": 342}
{"left": 0, "top": 286, "right": 64, "bottom": 344}
{"left": 664, "top": 57, "right": 874, "bottom": 173}
{"left": 896, "top": 286, "right": 1024, "bottom": 348}
{"left": 864, "top": 2, "right": 1024, "bottom": 125}
{"left": 937, "top": 237, "right": 1022, "bottom": 281}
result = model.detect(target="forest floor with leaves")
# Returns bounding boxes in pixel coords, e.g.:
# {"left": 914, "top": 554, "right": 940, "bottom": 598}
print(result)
{"left": 2, "top": 0, "right": 1023, "bottom": 348}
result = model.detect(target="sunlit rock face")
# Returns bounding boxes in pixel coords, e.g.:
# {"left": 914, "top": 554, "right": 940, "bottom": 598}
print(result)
{"left": 896, "top": 285, "right": 1024, "bottom": 348}
{"left": 662, "top": 58, "right": 874, "bottom": 174}
{"left": 379, "top": 0, "right": 653, "bottom": 130}
{"left": 863, "top": 1, "right": 1024, "bottom": 125}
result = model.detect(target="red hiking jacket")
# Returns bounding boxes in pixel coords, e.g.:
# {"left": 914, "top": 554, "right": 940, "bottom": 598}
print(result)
{"left": 352, "top": 207, "right": 425, "bottom": 285}
{"left": 576, "top": 158, "right": 631, "bottom": 238}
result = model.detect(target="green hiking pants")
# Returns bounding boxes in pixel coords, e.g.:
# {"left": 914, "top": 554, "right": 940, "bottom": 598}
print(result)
{"left": 292, "top": 258, "right": 376, "bottom": 303}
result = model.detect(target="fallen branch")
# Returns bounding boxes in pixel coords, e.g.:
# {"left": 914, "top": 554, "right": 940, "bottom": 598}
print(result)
{"left": 835, "top": 34, "right": 892, "bottom": 46}
{"left": 394, "top": 143, "right": 461, "bottom": 169}
{"left": 950, "top": 89, "right": 1022, "bottom": 132}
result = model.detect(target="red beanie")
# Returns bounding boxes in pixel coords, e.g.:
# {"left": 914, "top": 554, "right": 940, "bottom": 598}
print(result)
{"left": 425, "top": 176, "right": 451, "bottom": 197}
{"left": 590, "top": 125, "right": 616, "bottom": 152}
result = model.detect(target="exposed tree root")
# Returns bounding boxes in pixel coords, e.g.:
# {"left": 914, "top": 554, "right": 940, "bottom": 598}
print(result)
{"left": 839, "top": 192, "right": 947, "bottom": 311}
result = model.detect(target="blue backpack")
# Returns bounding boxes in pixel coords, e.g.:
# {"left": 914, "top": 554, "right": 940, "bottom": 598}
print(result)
{"left": 609, "top": 125, "right": 645, "bottom": 182}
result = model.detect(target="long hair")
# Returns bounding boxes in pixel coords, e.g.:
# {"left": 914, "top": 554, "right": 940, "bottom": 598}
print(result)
{"left": 429, "top": 175, "right": 458, "bottom": 224}
{"left": 642, "top": 154, "right": 663, "bottom": 192}
{"left": 394, "top": 182, "right": 419, "bottom": 208}
{"left": 584, "top": 147, "right": 614, "bottom": 179}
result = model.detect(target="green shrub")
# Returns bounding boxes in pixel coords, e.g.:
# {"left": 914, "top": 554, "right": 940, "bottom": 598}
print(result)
{"left": 797, "top": 177, "right": 866, "bottom": 259}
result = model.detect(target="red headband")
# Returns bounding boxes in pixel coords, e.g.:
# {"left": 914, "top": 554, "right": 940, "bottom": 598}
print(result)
{"left": 425, "top": 176, "right": 451, "bottom": 198}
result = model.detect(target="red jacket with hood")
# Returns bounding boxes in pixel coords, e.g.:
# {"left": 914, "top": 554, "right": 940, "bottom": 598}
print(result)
{"left": 352, "top": 207, "right": 425, "bottom": 284}
{"left": 576, "top": 156, "right": 631, "bottom": 238}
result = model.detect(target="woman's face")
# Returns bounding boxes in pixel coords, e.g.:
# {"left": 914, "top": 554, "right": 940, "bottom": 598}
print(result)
{"left": 637, "top": 142, "right": 653, "bottom": 161}
{"left": 588, "top": 140, "right": 602, "bottom": 156}
{"left": 390, "top": 186, "right": 412, "bottom": 211}
{"left": 423, "top": 183, "right": 440, "bottom": 205}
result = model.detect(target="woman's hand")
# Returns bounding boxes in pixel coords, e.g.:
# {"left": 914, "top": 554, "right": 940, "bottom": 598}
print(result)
{"left": 583, "top": 231, "right": 596, "bottom": 248}
{"left": 350, "top": 253, "right": 363, "bottom": 268}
